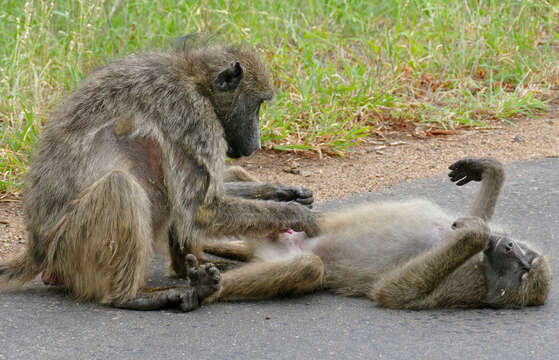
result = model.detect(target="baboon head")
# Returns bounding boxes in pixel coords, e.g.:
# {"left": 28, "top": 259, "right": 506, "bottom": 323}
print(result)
{"left": 212, "top": 56, "right": 274, "bottom": 158}
{"left": 177, "top": 41, "right": 275, "bottom": 159}
{"left": 482, "top": 235, "right": 551, "bottom": 307}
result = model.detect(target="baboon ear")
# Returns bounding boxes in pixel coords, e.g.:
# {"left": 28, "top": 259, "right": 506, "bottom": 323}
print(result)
{"left": 215, "top": 61, "right": 243, "bottom": 92}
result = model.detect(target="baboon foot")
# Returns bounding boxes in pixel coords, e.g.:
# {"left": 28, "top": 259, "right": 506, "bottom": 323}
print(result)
{"left": 112, "top": 256, "right": 220, "bottom": 312}
{"left": 185, "top": 254, "right": 222, "bottom": 302}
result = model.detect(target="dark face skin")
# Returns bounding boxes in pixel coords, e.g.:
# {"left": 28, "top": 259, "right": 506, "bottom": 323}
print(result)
{"left": 212, "top": 61, "right": 268, "bottom": 159}
{"left": 482, "top": 235, "right": 541, "bottom": 304}
{"left": 222, "top": 94, "right": 263, "bottom": 159}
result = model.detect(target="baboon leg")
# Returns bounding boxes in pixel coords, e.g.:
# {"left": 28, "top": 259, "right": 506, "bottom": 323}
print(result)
{"left": 43, "top": 170, "right": 153, "bottom": 304}
{"left": 44, "top": 171, "right": 220, "bottom": 310}
{"left": 113, "top": 287, "right": 196, "bottom": 311}
{"left": 208, "top": 253, "right": 323, "bottom": 302}
{"left": 116, "top": 256, "right": 221, "bottom": 311}
{"left": 203, "top": 240, "right": 253, "bottom": 261}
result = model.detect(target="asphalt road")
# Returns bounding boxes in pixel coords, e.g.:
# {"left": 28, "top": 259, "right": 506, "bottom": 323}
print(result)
{"left": 1, "top": 158, "right": 558, "bottom": 360}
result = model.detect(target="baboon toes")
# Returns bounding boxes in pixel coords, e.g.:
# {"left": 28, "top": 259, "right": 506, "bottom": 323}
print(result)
{"left": 178, "top": 288, "right": 199, "bottom": 312}
{"left": 185, "top": 254, "right": 222, "bottom": 303}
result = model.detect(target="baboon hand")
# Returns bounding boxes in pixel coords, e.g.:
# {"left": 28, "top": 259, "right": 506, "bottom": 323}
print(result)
{"left": 451, "top": 216, "right": 490, "bottom": 251}
{"left": 286, "top": 203, "right": 320, "bottom": 237}
{"left": 448, "top": 157, "right": 501, "bottom": 186}
{"left": 275, "top": 186, "right": 314, "bottom": 208}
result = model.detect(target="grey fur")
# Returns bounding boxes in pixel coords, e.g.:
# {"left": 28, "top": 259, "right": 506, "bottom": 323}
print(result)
{"left": 0, "top": 43, "right": 317, "bottom": 311}
{"left": 204, "top": 157, "right": 551, "bottom": 309}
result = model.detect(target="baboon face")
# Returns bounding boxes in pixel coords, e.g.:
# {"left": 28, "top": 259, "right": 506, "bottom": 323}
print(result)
{"left": 212, "top": 61, "right": 273, "bottom": 159}
{"left": 482, "top": 235, "right": 550, "bottom": 306}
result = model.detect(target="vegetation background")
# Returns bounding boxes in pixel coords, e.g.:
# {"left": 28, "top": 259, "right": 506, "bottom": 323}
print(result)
{"left": 1, "top": 0, "right": 558, "bottom": 194}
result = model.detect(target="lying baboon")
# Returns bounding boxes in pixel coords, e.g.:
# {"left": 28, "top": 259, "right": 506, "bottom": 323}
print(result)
{"left": 0, "top": 42, "right": 318, "bottom": 311}
{"left": 203, "top": 157, "right": 551, "bottom": 309}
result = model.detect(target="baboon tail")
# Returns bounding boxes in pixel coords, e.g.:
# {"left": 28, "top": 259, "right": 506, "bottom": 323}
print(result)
{"left": 0, "top": 250, "right": 41, "bottom": 289}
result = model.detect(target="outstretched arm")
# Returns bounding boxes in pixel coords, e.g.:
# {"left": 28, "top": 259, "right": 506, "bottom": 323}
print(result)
{"left": 198, "top": 196, "right": 319, "bottom": 238}
{"left": 224, "top": 166, "right": 314, "bottom": 207}
{"left": 448, "top": 157, "right": 505, "bottom": 221}
{"left": 371, "top": 217, "right": 490, "bottom": 309}
{"left": 224, "top": 182, "right": 314, "bottom": 207}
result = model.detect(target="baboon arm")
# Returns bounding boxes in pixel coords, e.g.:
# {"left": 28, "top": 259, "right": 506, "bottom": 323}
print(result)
{"left": 469, "top": 159, "right": 504, "bottom": 221}
{"left": 224, "top": 182, "right": 281, "bottom": 200}
{"left": 200, "top": 196, "right": 318, "bottom": 238}
{"left": 225, "top": 182, "right": 314, "bottom": 206}
{"left": 206, "top": 253, "right": 323, "bottom": 302}
{"left": 372, "top": 226, "right": 487, "bottom": 309}
{"left": 450, "top": 157, "right": 504, "bottom": 221}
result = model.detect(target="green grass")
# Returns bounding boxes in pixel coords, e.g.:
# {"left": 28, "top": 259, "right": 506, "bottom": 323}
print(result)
{"left": 1, "top": 0, "right": 558, "bottom": 194}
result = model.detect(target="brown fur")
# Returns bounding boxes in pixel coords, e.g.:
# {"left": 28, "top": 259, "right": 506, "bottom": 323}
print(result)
{"left": 203, "top": 158, "right": 551, "bottom": 309}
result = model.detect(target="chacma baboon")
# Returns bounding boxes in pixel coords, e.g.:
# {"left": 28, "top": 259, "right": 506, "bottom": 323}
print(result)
{"left": 0, "top": 42, "right": 318, "bottom": 311}
{"left": 203, "top": 157, "right": 551, "bottom": 309}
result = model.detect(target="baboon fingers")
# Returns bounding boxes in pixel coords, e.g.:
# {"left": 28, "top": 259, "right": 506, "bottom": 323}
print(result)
{"left": 275, "top": 186, "right": 315, "bottom": 208}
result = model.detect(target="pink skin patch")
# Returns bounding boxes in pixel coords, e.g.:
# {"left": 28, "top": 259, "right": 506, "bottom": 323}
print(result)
{"left": 274, "top": 229, "right": 309, "bottom": 253}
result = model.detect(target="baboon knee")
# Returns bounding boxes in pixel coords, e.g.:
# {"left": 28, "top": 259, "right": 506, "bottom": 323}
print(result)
{"left": 291, "top": 254, "right": 324, "bottom": 292}
{"left": 299, "top": 254, "right": 324, "bottom": 281}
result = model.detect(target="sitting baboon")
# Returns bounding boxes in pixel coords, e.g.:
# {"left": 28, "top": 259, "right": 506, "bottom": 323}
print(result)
{"left": 203, "top": 157, "right": 551, "bottom": 309}
{"left": 0, "top": 42, "right": 318, "bottom": 311}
